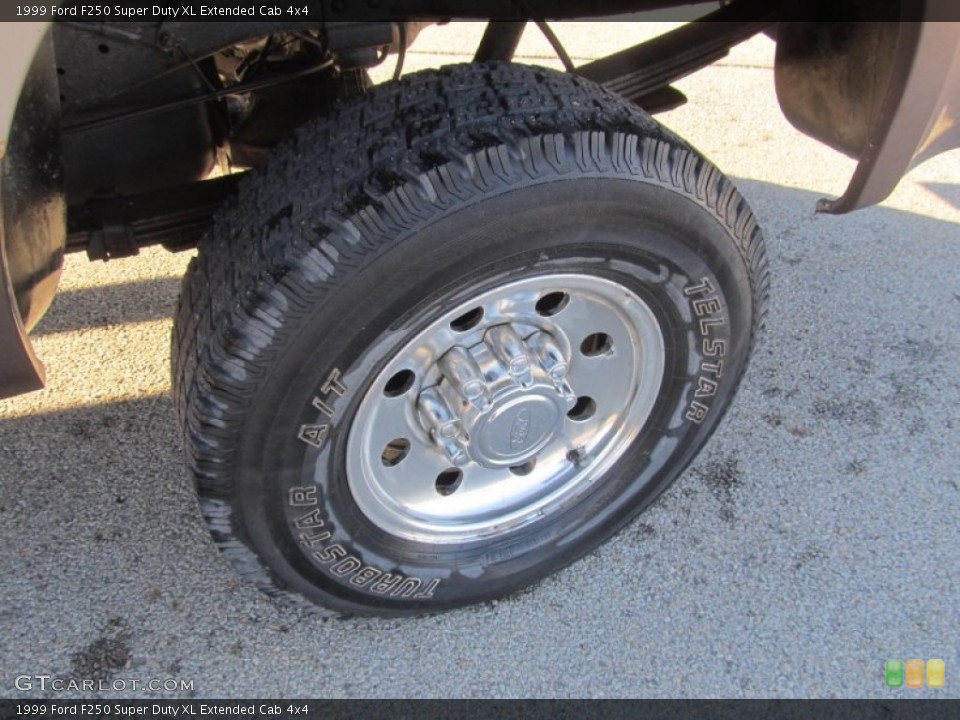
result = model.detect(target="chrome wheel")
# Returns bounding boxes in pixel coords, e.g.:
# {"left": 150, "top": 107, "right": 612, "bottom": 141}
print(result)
{"left": 346, "top": 274, "right": 666, "bottom": 543}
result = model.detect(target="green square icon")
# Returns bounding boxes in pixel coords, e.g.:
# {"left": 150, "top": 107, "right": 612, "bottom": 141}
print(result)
{"left": 886, "top": 660, "right": 904, "bottom": 687}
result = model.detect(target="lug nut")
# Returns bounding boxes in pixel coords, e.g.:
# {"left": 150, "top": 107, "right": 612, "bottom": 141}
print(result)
{"left": 484, "top": 325, "right": 534, "bottom": 387}
{"left": 418, "top": 386, "right": 469, "bottom": 465}
{"left": 438, "top": 347, "right": 490, "bottom": 410}
{"left": 436, "top": 436, "right": 469, "bottom": 466}
{"left": 418, "top": 386, "right": 461, "bottom": 438}
{"left": 527, "top": 331, "right": 568, "bottom": 385}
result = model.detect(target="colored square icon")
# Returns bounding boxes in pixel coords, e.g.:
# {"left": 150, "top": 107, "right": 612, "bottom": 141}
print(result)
{"left": 927, "top": 659, "right": 945, "bottom": 689}
{"left": 906, "top": 659, "right": 925, "bottom": 688}
{"left": 885, "top": 660, "right": 904, "bottom": 687}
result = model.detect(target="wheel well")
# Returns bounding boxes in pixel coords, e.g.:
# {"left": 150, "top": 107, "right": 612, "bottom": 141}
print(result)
{"left": 774, "top": 0, "right": 917, "bottom": 159}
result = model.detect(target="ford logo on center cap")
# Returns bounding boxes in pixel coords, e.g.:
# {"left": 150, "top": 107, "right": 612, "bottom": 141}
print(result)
{"left": 509, "top": 408, "right": 532, "bottom": 450}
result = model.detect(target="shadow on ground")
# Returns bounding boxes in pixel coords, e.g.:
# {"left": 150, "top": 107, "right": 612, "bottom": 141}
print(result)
{"left": 31, "top": 277, "right": 185, "bottom": 336}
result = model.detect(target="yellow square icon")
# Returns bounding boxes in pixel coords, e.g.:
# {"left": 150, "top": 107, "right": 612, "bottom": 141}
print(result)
{"left": 927, "top": 659, "right": 945, "bottom": 689}
{"left": 905, "top": 659, "right": 925, "bottom": 688}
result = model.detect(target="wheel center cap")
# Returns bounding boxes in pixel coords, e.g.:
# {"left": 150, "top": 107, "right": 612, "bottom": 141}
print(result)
{"left": 471, "top": 390, "right": 565, "bottom": 465}
{"left": 417, "top": 324, "right": 575, "bottom": 468}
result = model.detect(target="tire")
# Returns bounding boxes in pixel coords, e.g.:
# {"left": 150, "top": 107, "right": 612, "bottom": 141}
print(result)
{"left": 172, "top": 62, "right": 769, "bottom": 617}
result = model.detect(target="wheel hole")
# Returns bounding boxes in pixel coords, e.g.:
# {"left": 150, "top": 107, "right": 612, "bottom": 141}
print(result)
{"left": 535, "top": 291, "right": 569, "bottom": 317}
{"left": 509, "top": 459, "right": 536, "bottom": 476}
{"left": 98, "top": 43, "right": 110, "bottom": 54}
{"left": 383, "top": 369, "right": 415, "bottom": 397}
{"left": 381, "top": 439, "right": 411, "bottom": 467}
{"left": 580, "top": 332, "right": 612, "bottom": 356}
{"left": 435, "top": 468, "right": 463, "bottom": 495}
{"left": 450, "top": 307, "right": 483, "bottom": 332}
{"left": 567, "top": 396, "right": 596, "bottom": 422}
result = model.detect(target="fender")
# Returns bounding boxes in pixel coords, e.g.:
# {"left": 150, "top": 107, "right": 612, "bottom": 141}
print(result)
{"left": 0, "top": 22, "right": 64, "bottom": 399}
{"left": 821, "top": 18, "right": 960, "bottom": 213}
{"left": 774, "top": 4, "right": 960, "bottom": 213}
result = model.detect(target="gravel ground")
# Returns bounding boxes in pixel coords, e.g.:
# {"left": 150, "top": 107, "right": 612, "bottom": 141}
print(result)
{"left": 1, "top": 23, "right": 958, "bottom": 699}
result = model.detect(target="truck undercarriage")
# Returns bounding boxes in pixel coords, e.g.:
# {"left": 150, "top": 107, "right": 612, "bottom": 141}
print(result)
{"left": 49, "top": 1, "right": 942, "bottom": 262}
{"left": 58, "top": 4, "right": 773, "bottom": 259}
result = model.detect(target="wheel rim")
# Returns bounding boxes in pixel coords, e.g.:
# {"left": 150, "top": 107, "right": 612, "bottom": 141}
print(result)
{"left": 345, "top": 273, "right": 666, "bottom": 544}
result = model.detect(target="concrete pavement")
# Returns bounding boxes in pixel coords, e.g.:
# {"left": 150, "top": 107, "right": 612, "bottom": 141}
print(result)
{"left": 1, "top": 24, "right": 958, "bottom": 699}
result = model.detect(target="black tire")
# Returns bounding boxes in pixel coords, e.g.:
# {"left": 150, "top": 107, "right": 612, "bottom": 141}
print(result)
{"left": 172, "top": 62, "right": 769, "bottom": 617}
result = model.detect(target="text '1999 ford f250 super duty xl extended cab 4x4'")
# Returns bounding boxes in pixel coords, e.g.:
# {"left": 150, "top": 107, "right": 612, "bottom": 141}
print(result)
{"left": 1, "top": 1, "right": 958, "bottom": 616}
